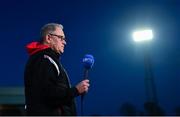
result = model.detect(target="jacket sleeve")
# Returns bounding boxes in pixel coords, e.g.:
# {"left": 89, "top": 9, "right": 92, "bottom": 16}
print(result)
{"left": 38, "top": 58, "right": 80, "bottom": 106}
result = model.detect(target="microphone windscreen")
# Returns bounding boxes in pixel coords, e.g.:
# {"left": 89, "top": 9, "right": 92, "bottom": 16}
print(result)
{"left": 82, "top": 54, "right": 94, "bottom": 69}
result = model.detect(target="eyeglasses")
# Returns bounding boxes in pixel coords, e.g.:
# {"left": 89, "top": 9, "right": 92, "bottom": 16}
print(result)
{"left": 49, "top": 33, "right": 66, "bottom": 41}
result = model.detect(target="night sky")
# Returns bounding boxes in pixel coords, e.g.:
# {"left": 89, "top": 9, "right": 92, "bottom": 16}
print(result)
{"left": 0, "top": 0, "right": 180, "bottom": 115}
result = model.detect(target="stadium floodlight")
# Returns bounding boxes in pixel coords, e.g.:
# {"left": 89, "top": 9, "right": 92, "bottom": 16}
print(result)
{"left": 132, "top": 29, "right": 153, "bottom": 42}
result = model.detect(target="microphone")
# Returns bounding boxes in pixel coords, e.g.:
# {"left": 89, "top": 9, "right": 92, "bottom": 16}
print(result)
{"left": 81, "top": 54, "right": 94, "bottom": 115}
{"left": 82, "top": 54, "right": 94, "bottom": 79}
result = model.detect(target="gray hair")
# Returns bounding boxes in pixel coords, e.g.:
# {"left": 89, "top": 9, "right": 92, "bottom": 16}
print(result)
{"left": 40, "top": 23, "right": 63, "bottom": 38}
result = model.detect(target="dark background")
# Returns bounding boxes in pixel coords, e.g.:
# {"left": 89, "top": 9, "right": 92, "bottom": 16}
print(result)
{"left": 0, "top": 0, "right": 179, "bottom": 115}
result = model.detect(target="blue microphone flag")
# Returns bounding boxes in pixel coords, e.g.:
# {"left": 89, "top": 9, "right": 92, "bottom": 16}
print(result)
{"left": 82, "top": 54, "right": 94, "bottom": 69}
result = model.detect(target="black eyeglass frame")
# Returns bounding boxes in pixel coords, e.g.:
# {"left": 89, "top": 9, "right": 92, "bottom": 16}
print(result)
{"left": 49, "top": 33, "right": 66, "bottom": 41}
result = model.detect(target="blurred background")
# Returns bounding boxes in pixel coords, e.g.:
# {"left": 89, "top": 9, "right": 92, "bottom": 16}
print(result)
{"left": 0, "top": 0, "right": 179, "bottom": 115}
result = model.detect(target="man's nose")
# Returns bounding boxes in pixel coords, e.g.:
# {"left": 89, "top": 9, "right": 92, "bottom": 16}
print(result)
{"left": 63, "top": 40, "right": 66, "bottom": 45}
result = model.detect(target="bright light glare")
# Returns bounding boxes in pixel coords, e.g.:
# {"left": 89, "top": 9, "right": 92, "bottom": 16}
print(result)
{"left": 133, "top": 29, "right": 153, "bottom": 42}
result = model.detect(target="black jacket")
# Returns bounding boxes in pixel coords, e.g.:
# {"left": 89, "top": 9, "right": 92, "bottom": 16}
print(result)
{"left": 24, "top": 42, "right": 79, "bottom": 115}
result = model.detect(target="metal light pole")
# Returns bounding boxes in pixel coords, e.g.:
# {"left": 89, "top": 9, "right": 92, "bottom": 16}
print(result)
{"left": 132, "top": 29, "right": 158, "bottom": 104}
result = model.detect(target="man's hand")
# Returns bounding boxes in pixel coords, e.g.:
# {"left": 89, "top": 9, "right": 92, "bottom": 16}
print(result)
{"left": 76, "top": 79, "right": 90, "bottom": 94}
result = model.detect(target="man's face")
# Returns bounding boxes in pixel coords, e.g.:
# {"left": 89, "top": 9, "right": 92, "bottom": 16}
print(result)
{"left": 48, "top": 27, "right": 66, "bottom": 54}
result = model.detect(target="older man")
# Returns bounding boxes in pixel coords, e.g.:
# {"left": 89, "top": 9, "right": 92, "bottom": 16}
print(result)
{"left": 24, "top": 23, "right": 89, "bottom": 115}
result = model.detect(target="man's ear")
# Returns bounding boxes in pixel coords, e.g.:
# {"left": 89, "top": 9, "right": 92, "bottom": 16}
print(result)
{"left": 44, "top": 34, "right": 51, "bottom": 44}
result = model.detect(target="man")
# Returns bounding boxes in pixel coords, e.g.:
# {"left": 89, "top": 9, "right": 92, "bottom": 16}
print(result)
{"left": 24, "top": 23, "right": 90, "bottom": 115}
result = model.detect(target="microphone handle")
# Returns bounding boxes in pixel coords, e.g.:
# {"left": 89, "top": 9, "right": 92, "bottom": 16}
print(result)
{"left": 83, "top": 68, "right": 89, "bottom": 80}
{"left": 81, "top": 68, "right": 89, "bottom": 115}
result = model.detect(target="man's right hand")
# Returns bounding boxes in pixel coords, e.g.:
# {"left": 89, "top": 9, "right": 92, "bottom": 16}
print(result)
{"left": 75, "top": 79, "right": 90, "bottom": 94}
